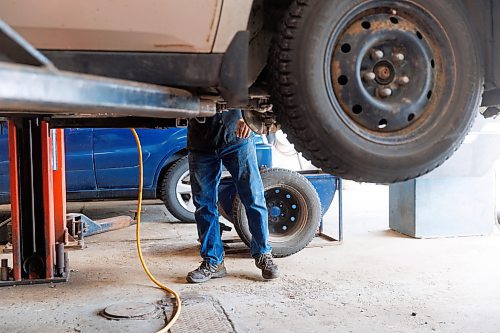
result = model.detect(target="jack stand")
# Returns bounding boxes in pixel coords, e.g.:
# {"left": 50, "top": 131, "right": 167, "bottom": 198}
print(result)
{"left": 65, "top": 213, "right": 135, "bottom": 249}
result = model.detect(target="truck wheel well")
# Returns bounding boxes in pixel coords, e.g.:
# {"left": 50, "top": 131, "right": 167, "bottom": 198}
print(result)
{"left": 247, "top": 0, "right": 293, "bottom": 87}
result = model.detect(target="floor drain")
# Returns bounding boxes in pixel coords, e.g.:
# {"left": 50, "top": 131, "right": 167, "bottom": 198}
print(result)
{"left": 102, "top": 302, "right": 160, "bottom": 320}
{"left": 169, "top": 296, "right": 235, "bottom": 333}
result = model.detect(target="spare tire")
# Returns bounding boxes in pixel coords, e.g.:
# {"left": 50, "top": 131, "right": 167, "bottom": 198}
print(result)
{"left": 270, "top": 0, "right": 482, "bottom": 183}
{"left": 232, "top": 168, "right": 321, "bottom": 257}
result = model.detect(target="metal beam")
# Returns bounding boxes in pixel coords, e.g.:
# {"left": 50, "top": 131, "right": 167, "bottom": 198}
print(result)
{"left": 0, "top": 63, "right": 216, "bottom": 119}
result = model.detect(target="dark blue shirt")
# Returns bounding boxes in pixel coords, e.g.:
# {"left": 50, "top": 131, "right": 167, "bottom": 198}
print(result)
{"left": 187, "top": 109, "right": 246, "bottom": 152}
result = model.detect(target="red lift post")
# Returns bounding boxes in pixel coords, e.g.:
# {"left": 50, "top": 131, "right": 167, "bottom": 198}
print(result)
{"left": 7, "top": 120, "right": 67, "bottom": 284}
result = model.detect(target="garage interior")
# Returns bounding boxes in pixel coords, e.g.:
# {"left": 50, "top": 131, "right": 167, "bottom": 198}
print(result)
{"left": 1, "top": 2, "right": 500, "bottom": 332}
{"left": 1, "top": 123, "right": 499, "bottom": 332}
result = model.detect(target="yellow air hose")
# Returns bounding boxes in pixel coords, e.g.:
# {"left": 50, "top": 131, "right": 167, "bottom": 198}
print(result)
{"left": 130, "top": 128, "right": 182, "bottom": 332}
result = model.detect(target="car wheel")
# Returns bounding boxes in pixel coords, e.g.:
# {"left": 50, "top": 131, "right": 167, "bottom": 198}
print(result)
{"left": 270, "top": 0, "right": 482, "bottom": 183}
{"left": 161, "top": 156, "right": 196, "bottom": 222}
{"left": 232, "top": 168, "right": 321, "bottom": 257}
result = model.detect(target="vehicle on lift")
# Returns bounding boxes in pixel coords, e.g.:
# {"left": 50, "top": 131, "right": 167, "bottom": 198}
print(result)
{"left": 0, "top": 0, "right": 498, "bottom": 183}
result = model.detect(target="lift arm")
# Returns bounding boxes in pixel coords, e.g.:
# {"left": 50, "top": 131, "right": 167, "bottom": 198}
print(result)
{"left": 0, "top": 20, "right": 217, "bottom": 123}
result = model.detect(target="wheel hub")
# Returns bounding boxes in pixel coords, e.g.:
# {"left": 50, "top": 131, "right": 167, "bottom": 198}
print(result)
{"left": 176, "top": 170, "right": 194, "bottom": 212}
{"left": 265, "top": 187, "right": 304, "bottom": 237}
{"left": 331, "top": 9, "right": 436, "bottom": 132}
{"left": 373, "top": 61, "right": 394, "bottom": 85}
{"left": 269, "top": 206, "right": 282, "bottom": 218}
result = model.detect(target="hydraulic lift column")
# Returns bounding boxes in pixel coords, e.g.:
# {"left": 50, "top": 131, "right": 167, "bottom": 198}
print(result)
{"left": 7, "top": 119, "right": 67, "bottom": 283}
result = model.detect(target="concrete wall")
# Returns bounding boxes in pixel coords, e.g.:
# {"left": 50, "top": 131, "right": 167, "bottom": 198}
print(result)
{"left": 389, "top": 116, "right": 500, "bottom": 238}
{"left": 389, "top": 168, "right": 496, "bottom": 238}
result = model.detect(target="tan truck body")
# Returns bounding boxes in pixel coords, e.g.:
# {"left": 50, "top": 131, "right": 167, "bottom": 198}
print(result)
{"left": 0, "top": 0, "right": 252, "bottom": 53}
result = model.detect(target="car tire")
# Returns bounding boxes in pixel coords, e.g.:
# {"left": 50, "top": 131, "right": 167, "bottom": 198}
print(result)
{"left": 232, "top": 168, "right": 321, "bottom": 257}
{"left": 0, "top": 217, "right": 9, "bottom": 245}
{"left": 161, "top": 156, "right": 196, "bottom": 222}
{"left": 270, "top": 0, "right": 483, "bottom": 183}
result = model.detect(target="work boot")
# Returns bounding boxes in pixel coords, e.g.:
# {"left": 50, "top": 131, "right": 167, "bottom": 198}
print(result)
{"left": 254, "top": 253, "right": 280, "bottom": 280}
{"left": 186, "top": 260, "right": 227, "bottom": 283}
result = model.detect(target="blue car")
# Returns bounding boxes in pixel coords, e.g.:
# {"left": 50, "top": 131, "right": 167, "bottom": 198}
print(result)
{"left": 0, "top": 125, "right": 194, "bottom": 220}
{"left": 0, "top": 124, "right": 272, "bottom": 222}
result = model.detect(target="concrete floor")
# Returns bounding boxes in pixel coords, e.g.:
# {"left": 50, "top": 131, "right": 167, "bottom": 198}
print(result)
{"left": 1, "top": 183, "right": 500, "bottom": 333}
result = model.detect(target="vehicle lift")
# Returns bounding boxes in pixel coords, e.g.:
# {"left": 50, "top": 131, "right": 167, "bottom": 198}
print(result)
{"left": 0, "top": 20, "right": 216, "bottom": 286}
{"left": 0, "top": 20, "right": 343, "bottom": 286}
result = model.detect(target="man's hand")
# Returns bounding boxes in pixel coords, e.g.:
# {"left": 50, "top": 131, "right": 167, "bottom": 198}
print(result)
{"left": 236, "top": 119, "right": 252, "bottom": 138}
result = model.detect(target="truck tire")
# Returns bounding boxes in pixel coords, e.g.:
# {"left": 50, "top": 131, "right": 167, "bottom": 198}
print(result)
{"left": 232, "top": 168, "right": 321, "bottom": 257}
{"left": 270, "top": 0, "right": 482, "bottom": 183}
{"left": 161, "top": 156, "right": 196, "bottom": 222}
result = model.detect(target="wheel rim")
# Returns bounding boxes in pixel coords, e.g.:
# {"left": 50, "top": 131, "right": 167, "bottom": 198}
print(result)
{"left": 175, "top": 170, "right": 195, "bottom": 213}
{"left": 264, "top": 185, "right": 308, "bottom": 243}
{"left": 327, "top": 1, "right": 453, "bottom": 143}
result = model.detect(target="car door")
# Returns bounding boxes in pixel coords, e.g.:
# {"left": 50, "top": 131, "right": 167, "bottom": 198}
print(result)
{"left": 0, "top": 122, "right": 9, "bottom": 203}
{"left": 93, "top": 128, "right": 186, "bottom": 195}
{"left": 64, "top": 128, "right": 97, "bottom": 199}
{"left": 93, "top": 129, "right": 148, "bottom": 192}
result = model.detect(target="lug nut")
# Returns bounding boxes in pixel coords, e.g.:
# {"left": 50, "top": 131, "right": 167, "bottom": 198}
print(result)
{"left": 370, "top": 49, "right": 384, "bottom": 60}
{"left": 398, "top": 76, "right": 410, "bottom": 85}
{"left": 363, "top": 72, "right": 376, "bottom": 82}
{"left": 379, "top": 88, "right": 392, "bottom": 98}
{"left": 393, "top": 53, "right": 405, "bottom": 62}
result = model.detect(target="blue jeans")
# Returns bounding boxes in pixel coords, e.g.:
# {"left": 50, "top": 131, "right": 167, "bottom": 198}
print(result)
{"left": 189, "top": 139, "right": 272, "bottom": 265}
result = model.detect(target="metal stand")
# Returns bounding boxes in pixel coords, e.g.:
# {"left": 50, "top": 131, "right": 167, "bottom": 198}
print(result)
{"left": 317, "top": 176, "right": 343, "bottom": 242}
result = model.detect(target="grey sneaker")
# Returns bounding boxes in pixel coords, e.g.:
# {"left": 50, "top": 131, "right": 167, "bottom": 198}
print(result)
{"left": 254, "top": 253, "right": 280, "bottom": 280}
{"left": 186, "top": 260, "right": 227, "bottom": 284}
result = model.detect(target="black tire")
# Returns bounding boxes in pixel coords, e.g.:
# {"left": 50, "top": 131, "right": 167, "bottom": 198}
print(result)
{"left": 217, "top": 202, "right": 232, "bottom": 222}
{"left": 161, "top": 156, "right": 195, "bottom": 222}
{"left": 270, "top": 0, "right": 483, "bottom": 183}
{"left": 0, "top": 217, "right": 9, "bottom": 245}
{"left": 232, "top": 168, "right": 321, "bottom": 257}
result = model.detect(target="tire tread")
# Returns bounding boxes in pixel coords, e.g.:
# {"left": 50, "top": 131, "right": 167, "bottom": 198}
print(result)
{"left": 269, "top": 0, "right": 482, "bottom": 183}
